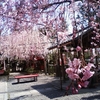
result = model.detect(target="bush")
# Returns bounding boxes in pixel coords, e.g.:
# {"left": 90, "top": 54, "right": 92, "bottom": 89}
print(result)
{"left": 4, "top": 70, "right": 9, "bottom": 75}
{"left": 25, "top": 67, "right": 38, "bottom": 74}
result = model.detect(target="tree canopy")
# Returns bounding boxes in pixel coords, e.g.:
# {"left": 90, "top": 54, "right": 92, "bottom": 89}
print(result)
{"left": 0, "top": 0, "right": 99, "bottom": 35}
{"left": 0, "top": 0, "right": 100, "bottom": 59}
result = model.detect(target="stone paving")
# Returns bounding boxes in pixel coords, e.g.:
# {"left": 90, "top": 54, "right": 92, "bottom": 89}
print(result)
{"left": 0, "top": 73, "right": 100, "bottom": 100}
{"left": 0, "top": 76, "right": 8, "bottom": 100}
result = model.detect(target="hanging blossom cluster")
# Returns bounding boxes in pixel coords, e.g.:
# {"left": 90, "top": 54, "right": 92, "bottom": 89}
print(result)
{"left": 90, "top": 21, "right": 100, "bottom": 47}
{"left": 65, "top": 58, "right": 95, "bottom": 94}
{"left": 89, "top": 0, "right": 100, "bottom": 47}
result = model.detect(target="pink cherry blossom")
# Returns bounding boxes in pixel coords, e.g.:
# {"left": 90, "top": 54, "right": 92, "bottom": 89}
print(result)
{"left": 84, "top": 81, "right": 89, "bottom": 88}
{"left": 74, "top": 88, "right": 78, "bottom": 93}
{"left": 73, "top": 58, "right": 81, "bottom": 68}
{"left": 96, "top": 12, "right": 100, "bottom": 17}
{"left": 76, "top": 69, "right": 82, "bottom": 74}
{"left": 90, "top": 16, "right": 94, "bottom": 21}
{"left": 68, "top": 60, "right": 73, "bottom": 68}
{"left": 68, "top": 73, "right": 79, "bottom": 80}
{"left": 78, "top": 81, "right": 89, "bottom": 88}
{"left": 65, "top": 68, "right": 74, "bottom": 74}
{"left": 72, "top": 88, "right": 78, "bottom": 94}
{"left": 84, "top": 63, "right": 95, "bottom": 71}
{"left": 65, "top": 57, "right": 95, "bottom": 94}
{"left": 78, "top": 84, "right": 81, "bottom": 89}
{"left": 82, "top": 70, "right": 95, "bottom": 81}
{"left": 76, "top": 46, "right": 82, "bottom": 52}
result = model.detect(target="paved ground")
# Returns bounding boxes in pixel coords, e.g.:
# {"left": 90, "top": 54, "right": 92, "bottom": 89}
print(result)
{"left": 0, "top": 72, "right": 100, "bottom": 100}
{"left": 0, "top": 75, "right": 8, "bottom": 100}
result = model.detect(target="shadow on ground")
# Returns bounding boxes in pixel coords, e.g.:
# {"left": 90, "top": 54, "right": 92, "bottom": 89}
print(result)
{"left": 31, "top": 82, "right": 65, "bottom": 99}
{"left": 10, "top": 81, "right": 65, "bottom": 100}
{"left": 12, "top": 80, "right": 36, "bottom": 84}
{"left": 81, "top": 94, "right": 100, "bottom": 100}
{"left": 8, "top": 73, "right": 100, "bottom": 100}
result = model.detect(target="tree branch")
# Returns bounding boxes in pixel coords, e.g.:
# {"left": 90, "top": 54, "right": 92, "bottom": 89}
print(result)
{"left": 33, "top": 0, "right": 82, "bottom": 11}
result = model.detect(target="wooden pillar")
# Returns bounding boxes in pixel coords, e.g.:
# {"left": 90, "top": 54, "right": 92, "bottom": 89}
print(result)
{"left": 44, "top": 58, "right": 47, "bottom": 75}
{"left": 60, "top": 48, "right": 66, "bottom": 82}
{"left": 95, "top": 48, "right": 98, "bottom": 69}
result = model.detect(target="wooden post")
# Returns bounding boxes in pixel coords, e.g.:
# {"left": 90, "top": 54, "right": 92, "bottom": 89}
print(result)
{"left": 95, "top": 48, "right": 98, "bottom": 69}
{"left": 60, "top": 48, "right": 66, "bottom": 82}
{"left": 44, "top": 57, "right": 47, "bottom": 75}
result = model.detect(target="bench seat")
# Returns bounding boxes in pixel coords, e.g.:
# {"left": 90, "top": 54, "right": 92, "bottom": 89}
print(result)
{"left": 14, "top": 74, "right": 39, "bottom": 83}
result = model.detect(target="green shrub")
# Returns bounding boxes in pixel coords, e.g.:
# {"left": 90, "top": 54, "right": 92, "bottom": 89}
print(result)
{"left": 4, "top": 70, "right": 9, "bottom": 75}
{"left": 25, "top": 67, "right": 35, "bottom": 74}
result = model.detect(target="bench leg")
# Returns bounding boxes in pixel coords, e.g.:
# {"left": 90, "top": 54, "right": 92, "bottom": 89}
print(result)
{"left": 35, "top": 77, "right": 37, "bottom": 81}
{"left": 17, "top": 79, "right": 19, "bottom": 83}
{"left": 34, "top": 77, "right": 36, "bottom": 81}
{"left": 34, "top": 77, "right": 37, "bottom": 81}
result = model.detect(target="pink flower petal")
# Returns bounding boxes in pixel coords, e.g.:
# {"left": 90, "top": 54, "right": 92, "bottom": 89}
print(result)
{"left": 76, "top": 46, "right": 82, "bottom": 51}
{"left": 82, "top": 70, "right": 95, "bottom": 81}
{"left": 73, "top": 58, "right": 81, "bottom": 68}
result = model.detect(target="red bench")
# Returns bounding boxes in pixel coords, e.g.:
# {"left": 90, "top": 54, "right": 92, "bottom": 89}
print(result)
{"left": 0, "top": 70, "right": 4, "bottom": 75}
{"left": 14, "top": 74, "right": 39, "bottom": 83}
